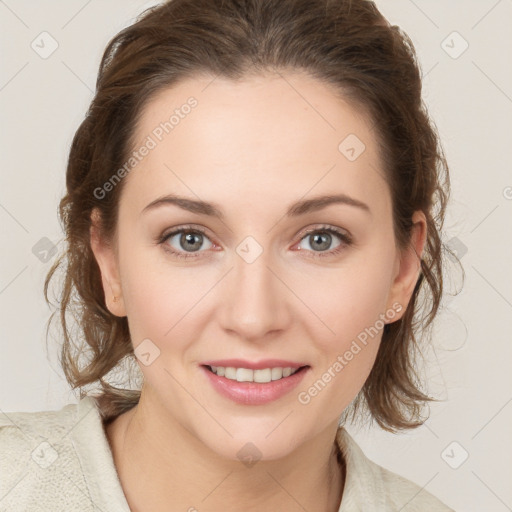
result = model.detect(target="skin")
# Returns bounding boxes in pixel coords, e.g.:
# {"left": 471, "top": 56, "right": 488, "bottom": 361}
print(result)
{"left": 90, "top": 70, "right": 426, "bottom": 511}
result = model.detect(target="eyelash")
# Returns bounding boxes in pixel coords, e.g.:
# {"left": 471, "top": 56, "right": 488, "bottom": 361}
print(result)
{"left": 157, "top": 224, "right": 353, "bottom": 260}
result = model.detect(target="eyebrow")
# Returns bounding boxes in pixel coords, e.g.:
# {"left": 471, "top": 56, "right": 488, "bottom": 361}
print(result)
{"left": 141, "top": 192, "right": 371, "bottom": 219}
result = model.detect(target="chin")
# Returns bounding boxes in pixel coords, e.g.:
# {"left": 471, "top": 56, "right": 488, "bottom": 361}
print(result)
{"left": 189, "top": 416, "right": 314, "bottom": 464}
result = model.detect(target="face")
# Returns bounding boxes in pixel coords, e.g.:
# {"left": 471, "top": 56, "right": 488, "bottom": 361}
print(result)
{"left": 91, "top": 71, "right": 425, "bottom": 461}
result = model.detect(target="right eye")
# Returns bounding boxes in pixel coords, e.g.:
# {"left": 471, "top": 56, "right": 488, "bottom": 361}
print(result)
{"left": 159, "top": 226, "right": 215, "bottom": 260}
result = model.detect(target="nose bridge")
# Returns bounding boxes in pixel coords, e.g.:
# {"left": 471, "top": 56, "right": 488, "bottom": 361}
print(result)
{"left": 220, "top": 244, "right": 288, "bottom": 340}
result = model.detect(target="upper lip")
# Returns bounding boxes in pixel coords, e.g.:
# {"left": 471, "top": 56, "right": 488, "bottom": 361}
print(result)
{"left": 201, "top": 359, "right": 308, "bottom": 370}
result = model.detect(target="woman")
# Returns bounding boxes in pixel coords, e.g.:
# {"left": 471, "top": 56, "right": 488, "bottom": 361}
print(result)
{"left": 0, "top": 0, "right": 455, "bottom": 510}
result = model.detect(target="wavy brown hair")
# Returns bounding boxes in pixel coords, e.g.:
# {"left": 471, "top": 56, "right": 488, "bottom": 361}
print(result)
{"left": 45, "top": 0, "right": 452, "bottom": 430}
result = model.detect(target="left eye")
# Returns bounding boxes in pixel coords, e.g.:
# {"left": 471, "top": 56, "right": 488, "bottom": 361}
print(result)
{"left": 297, "top": 228, "right": 348, "bottom": 254}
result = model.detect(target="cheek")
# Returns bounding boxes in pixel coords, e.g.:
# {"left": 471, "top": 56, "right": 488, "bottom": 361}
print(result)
{"left": 297, "top": 244, "right": 397, "bottom": 403}
{"left": 309, "top": 252, "right": 396, "bottom": 348}
{"left": 296, "top": 271, "right": 393, "bottom": 416}
{"left": 118, "top": 240, "right": 205, "bottom": 348}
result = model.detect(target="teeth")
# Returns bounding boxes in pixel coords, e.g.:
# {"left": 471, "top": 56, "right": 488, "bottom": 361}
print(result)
{"left": 271, "top": 367, "right": 283, "bottom": 380}
{"left": 254, "top": 368, "right": 272, "bottom": 383}
{"left": 225, "top": 367, "right": 237, "bottom": 379}
{"left": 209, "top": 366, "right": 300, "bottom": 383}
{"left": 236, "top": 368, "right": 253, "bottom": 382}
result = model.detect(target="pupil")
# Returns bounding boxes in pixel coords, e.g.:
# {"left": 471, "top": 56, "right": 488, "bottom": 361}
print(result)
{"left": 182, "top": 232, "right": 202, "bottom": 252}
{"left": 311, "top": 232, "right": 330, "bottom": 251}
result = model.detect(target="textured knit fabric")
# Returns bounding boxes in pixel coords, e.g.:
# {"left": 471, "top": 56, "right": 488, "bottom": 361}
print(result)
{"left": 0, "top": 396, "right": 454, "bottom": 511}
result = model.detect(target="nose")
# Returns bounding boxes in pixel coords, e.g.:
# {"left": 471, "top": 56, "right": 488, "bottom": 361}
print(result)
{"left": 218, "top": 247, "right": 291, "bottom": 342}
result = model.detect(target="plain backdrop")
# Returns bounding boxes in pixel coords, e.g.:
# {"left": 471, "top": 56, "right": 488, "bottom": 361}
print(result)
{"left": 1, "top": 1, "right": 511, "bottom": 511}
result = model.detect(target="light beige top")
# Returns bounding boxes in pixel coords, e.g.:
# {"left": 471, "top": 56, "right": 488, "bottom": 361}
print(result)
{"left": 0, "top": 396, "right": 454, "bottom": 511}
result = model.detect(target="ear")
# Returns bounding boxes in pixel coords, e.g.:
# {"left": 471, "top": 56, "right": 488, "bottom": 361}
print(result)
{"left": 385, "top": 210, "right": 427, "bottom": 322}
{"left": 90, "top": 208, "right": 127, "bottom": 317}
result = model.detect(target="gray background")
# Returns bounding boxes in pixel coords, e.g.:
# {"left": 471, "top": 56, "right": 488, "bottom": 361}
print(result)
{"left": 1, "top": 1, "right": 511, "bottom": 510}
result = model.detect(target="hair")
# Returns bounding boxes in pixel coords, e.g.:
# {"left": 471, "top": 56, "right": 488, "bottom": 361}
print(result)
{"left": 45, "top": 0, "right": 452, "bottom": 431}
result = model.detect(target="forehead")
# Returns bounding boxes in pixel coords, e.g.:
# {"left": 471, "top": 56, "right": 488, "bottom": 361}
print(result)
{"left": 121, "top": 71, "right": 388, "bottom": 218}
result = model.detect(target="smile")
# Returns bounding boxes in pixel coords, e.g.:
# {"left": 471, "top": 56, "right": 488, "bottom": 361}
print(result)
{"left": 207, "top": 365, "right": 300, "bottom": 383}
{"left": 201, "top": 364, "right": 310, "bottom": 405}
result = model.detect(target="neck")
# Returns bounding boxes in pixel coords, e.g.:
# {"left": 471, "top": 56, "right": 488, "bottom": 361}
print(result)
{"left": 105, "top": 392, "right": 345, "bottom": 512}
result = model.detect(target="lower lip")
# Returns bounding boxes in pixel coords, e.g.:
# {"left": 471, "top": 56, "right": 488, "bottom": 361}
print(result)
{"left": 201, "top": 366, "right": 309, "bottom": 405}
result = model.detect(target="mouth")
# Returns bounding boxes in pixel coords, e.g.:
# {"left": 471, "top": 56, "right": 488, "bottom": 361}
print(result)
{"left": 203, "top": 364, "right": 308, "bottom": 383}
{"left": 200, "top": 363, "right": 310, "bottom": 405}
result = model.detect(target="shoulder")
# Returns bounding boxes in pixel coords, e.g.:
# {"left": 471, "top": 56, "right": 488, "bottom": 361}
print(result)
{"left": 376, "top": 462, "right": 454, "bottom": 511}
{"left": 0, "top": 397, "right": 109, "bottom": 511}
{"left": 336, "top": 428, "right": 455, "bottom": 512}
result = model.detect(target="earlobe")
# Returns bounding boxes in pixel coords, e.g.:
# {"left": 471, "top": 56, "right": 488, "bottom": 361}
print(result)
{"left": 386, "top": 210, "right": 427, "bottom": 322}
{"left": 90, "top": 208, "right": 127, "bottom": 317}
